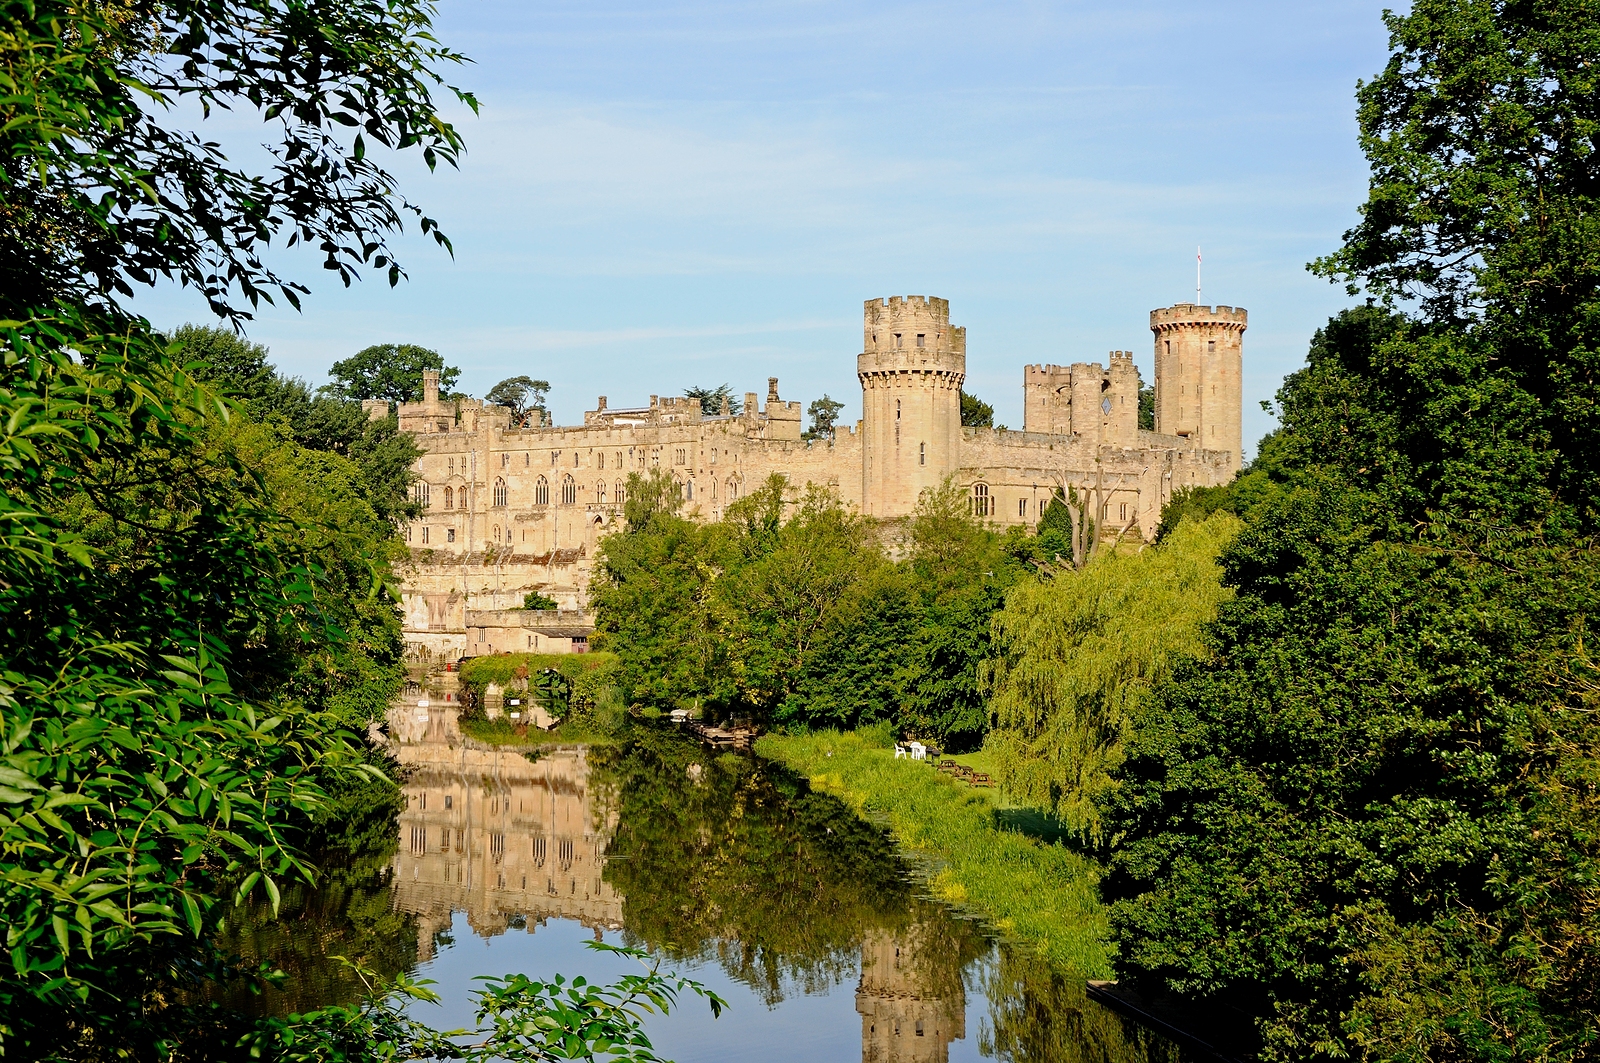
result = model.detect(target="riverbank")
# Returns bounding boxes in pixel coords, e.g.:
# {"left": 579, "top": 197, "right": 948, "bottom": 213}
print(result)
{"left": 755, "top": 729, "right": 1113, "bottom": 978}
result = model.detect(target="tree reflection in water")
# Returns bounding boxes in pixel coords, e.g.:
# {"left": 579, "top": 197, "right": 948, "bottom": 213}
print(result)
{"left": 213, "top": 724, "right": 1184, "bottom": 1063}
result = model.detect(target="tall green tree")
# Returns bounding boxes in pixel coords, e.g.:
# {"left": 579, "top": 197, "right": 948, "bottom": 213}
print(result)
{"left": 325, "top": 343, "right": 460, "bottom": 404}
{"left": 0, "top": 0, "right": 463, "bottom": 1053}
{"left": 805, "top": 394, "right": 845, "bottom": 440}
{"left": 1102, "top": 4, "right": 1600, "bottom": 1059}
{"left": 684, "top": 383, "right": 742, "bottom": 416}
{"left": 485, "top": 374, "right": 550, "bottom": 424}
{"left": 982, "top": 512, "right": 1240, "bottom": 835}
{"left": 960, "top": 389, "right": 994, "bottom": 428}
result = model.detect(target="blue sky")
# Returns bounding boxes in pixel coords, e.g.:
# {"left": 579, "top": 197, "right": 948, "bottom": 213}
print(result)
{"left": 135, "top": 1, "right": 1393, "bottom": 453}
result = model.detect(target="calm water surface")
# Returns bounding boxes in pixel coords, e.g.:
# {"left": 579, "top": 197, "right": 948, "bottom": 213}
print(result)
{"left": 221, "top": 701, "right": 1186, "bottom": 1063}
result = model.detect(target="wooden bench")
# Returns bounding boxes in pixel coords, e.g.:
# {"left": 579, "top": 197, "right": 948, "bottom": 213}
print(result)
{"left": 970, "top": 772, "right": 994, "bottom": 788}
{"left": 937, "top": 759, "right": 959, "bottom": 773}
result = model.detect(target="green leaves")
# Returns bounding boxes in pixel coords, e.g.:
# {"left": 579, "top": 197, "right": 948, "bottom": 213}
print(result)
{"left": 245, "top": 945, "right": 728, "bottom": 1063}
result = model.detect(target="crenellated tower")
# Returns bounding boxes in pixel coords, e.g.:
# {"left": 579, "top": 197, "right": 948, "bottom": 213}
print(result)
{"left": 1150, "top": 303, "right": 1246, "bottom": 471}
{"left": 1021, "top": 352, "right": 1139, "bottom": 446}
{"left": 858, "top": 296, "right": 965, "bottom": 516}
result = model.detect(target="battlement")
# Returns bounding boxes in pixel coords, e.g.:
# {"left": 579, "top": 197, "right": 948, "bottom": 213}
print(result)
{"left": 1149, "top": 303, "right": 1249, "bottom": 329}
{"left": 1110, "top": 349, "right": 1135, "bottom": 364}
{"left": 862, "top": 295, "right": 965, "bottom": 359}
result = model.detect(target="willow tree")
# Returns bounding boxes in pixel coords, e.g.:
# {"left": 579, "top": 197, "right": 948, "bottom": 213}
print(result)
{"left": 980, "top": 512, "right": 1241, "bottom": 834}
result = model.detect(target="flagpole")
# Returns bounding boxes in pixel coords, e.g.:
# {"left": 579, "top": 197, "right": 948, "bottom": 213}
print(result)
{"left": 1197, "top": 246, "right": 1202, "bottom": 305}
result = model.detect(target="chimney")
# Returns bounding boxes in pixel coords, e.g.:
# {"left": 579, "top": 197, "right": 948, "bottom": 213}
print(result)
{"left": 422, "top": 369, "right": 440, "bottom": 405}
{"left": 597, "top": 396, "right": 607, "bottom": 412}
{"left": 767, "top": 377, "right": 780, "bottom": 404}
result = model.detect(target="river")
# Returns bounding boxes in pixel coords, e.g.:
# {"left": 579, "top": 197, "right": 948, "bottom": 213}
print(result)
{"left": 214, "top": 699, "right": 1192, "bottom": 1063}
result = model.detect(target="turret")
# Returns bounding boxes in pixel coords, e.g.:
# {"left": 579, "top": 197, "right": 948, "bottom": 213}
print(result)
{"left": 1106, "top": 350, "right": 1139, "bottom": 446}
{"left": 1150, "top": 303, "right": 1246, "bottom": 471}
{"left": 857, "top": 297, "right": 966, "bottom": 516}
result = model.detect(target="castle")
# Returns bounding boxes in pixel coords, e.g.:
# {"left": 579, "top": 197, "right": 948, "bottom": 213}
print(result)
{"left": 394, "top": 296, "right": 1245, "bottom": 660}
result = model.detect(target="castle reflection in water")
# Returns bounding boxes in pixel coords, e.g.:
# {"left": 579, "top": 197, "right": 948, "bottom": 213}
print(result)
{"left": 389, "top": 705, "right": 966, "bottom": 1062}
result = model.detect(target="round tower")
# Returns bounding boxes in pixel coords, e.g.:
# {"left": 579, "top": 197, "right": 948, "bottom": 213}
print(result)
{"left": 858, "top": 296, "right": 966, "bottom": 516}
{"left": 1149, "top": 303, "right": 1246, "bottom": 472}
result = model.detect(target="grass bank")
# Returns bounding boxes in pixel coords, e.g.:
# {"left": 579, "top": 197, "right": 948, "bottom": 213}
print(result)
{"left": 755, "top": 728, "right": 1112, "bottom": 978}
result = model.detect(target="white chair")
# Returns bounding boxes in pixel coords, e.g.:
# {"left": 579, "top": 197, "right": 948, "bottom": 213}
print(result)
{"left": 908, "top": 742, "right": 926, "bottom": 761}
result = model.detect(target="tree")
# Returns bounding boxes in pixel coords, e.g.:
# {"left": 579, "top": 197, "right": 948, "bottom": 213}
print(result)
{"left": 326, "top": 343, "right": 460, "bottom": 404}
{"left": 960, "top": 390, "right": 994, "bottom": 428}
{"left": 1, "top": 0, "right": 474, "bottom": 324}
{"left": 486, "top": 375, "right": 550, "bottom": 425}
{"left": 1137, "top": 383, "right": 1154, "bottom": 430}
{"left": 982, "top": 512, "right": 1240, "bottom": 835}
{"left": 805, "top": 394, "right": 845, "bottom": 440}
{"left": 685, "top": 383, "right": 742, "bottom": 416}
{"left": 1101, "top": 1, "right": 1600, "bottom": 1049}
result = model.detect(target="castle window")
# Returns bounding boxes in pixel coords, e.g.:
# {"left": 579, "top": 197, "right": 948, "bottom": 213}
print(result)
{"left": 916, "top": 333, "right": 925, "bottom": 348}
{"left": 896, "top": 400, "right": 901, "bottom": 419}
{"left": 710, "top": 449, "right": 717, "bottom": 464}
{"left": 675, "top": 448, "right": 686, "bottom": 465}
{"left": 413, "top": 481, "right": 430, "bottom": 506}
{"left": 551, "top": 452, "right": 559, "bottom": 466}
{"left": 596, "top": 481, "right": 607, "bottom": 504}
{"left": 652, "top": 450, "right": 660, "bottom": 467}
{"left": 615, "top": 480, "right": 625, "bottom": 503}
{"left": 535, "top": 476, "right": 549, "bottom": 506}
{"left": 501, "top": 453, "right": 509, "bottom": 468}
{"left": 448, "top": 457, "right": 455, "bottom": 475}
{"left": 1166, "top": 340, "right": 1171, "bottom": 354}
{"left": 561, "top": 475, "right": 576, "bottom": 505}
{"left": 493, "top": 525, "right": 501, "bottom": 542}
{"left": 686, "top": 480, "right": 694, "bottom": 500}
{"left": 525, "top": 452, "right": 530, "bottom": 466}
{"left": 1120, "top": 502, "right": 1128, "bottom": 521}
{"left": 493, "top": 478, "right": 507, "bottom": 507}
{"left": 1019, "top": 498, "right": 1027, "bottom": 518}
{"left": 404, "top": 524, "right": 412, "bottom": 542}
{"left": 920, "top": 441, "right": 926, "bottom": 465}
{"left": 422, "top": 526, "right": 430, "bottom": 544}
{"left": 598, "top": 452, "right": 605, "bottom": 470}
{"left": 447, "top": 528, "right": 456, "bottom": 542}
{"left": 444, "top": 486, "right": 453, "bottom": 509}
{"left": 728, "top": 479, "right": 738, "bottom": 501}
{"left": 1208, "top": 340, "right": 1216, "bottom": 354}
{"left": 971, "top": 483, "right": 991, "bottom": 517}
{"left": 458, "top": 488, "right": 467, "bottom": 510}
{"left": 895, "top": 333, "right": 903, "bottom": 349}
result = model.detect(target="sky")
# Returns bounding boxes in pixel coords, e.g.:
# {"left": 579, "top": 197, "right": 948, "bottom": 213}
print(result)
{"left": 132, "top": 0, "right": 1395, "bottom": 454}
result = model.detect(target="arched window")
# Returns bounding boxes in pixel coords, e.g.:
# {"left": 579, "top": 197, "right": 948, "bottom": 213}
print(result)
{"left": 443, "top": 486, "right": 453, "bottom": 509}
{"left": 493, "top": 524, "right": 501, "bottom": 542}
{"left": 458, "top": 488, "right": 467, "bottom": 510}
{"left": 686, "top": 480, "right": 694, "bottom": 501}
{"left": 535, "top": 476, "right": 549, "bottom": 506}
{"left": 561, "top": 475, "right": 576, "bottom": 506}
{"left": 727, "top": 478, "right": 738, "bottom": 501}
{"left": 493, "top": 477, "right": 507, "bottom": 507}
{"left": 614, "top": 480, "right": 625, "bottom": 504}
{"left": 596, "top": 481, "right": 607, "bottom": 504}
{"left": 971, "top": 483, "right": 991, "bottom": 517}
{"left": 413, "top": 481, "right": 430, "bottom": 507}
{"left": 598, "top": 452, "right": 605, "bottom": 470}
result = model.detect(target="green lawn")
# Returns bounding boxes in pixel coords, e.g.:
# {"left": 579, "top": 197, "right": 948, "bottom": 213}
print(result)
{"left": 755, "top": 729, "right": 1112, "bottom": 977}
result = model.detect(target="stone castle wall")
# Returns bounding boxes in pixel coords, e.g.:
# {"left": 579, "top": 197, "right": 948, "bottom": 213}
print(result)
{"left": 394, "top": 297, "right": 1245, "bottom": 658}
